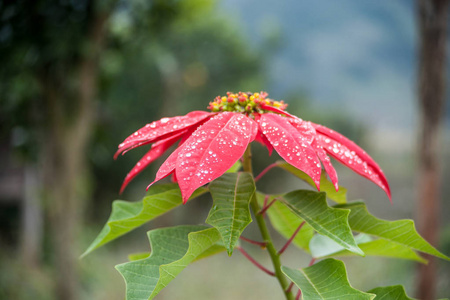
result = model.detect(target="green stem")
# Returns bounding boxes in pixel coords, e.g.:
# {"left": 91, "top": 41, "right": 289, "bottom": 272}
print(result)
{"left": 243, "top": 145, "right": 294, "bottom": 300}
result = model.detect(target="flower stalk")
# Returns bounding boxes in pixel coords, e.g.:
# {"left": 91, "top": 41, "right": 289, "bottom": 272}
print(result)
{"left": 243, "top": 145, "right": 295, "bottom": 300}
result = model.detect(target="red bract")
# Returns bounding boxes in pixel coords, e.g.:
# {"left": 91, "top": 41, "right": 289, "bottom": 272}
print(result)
{"left": 116, "top": 92, "right": 391, "bottom": 202}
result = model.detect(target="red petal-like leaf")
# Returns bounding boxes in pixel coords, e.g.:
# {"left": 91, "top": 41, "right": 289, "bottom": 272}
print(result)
{"left": 314, "top": 129, "right": 391, "bottom": 200}
{"left": 176, "top": 112, "right": 258, "bottom": 203}
{"left": 147, "top": 127, "right": 197, "bottom": 189}
{"left": 259, "top": 113, "right": 322, "bottom": 189}
{"left": 255, "top": 131, "right": 274, "bottom": 155}
{"left": 260, "top": 103, "right": 297, "bottom": 118}
{"left": 119, "top": 130, "right": 187, "bottom": 194}
{"left": 312, "top": 139, "right": 339, "bottom": 191}
{"left": 286, "top": 118, "right": 314, "bottom": 144}
{"left": 253, "top": 113, "right": 273, "bottom": 155}
{"left": 288, "top": 118, "right": 339, "bottom": 190}
{"left": 171, "top": 172, "right": 178, "bottom": 183}
{"left": 115, "top": 111, "right": 214, "bottom": 158}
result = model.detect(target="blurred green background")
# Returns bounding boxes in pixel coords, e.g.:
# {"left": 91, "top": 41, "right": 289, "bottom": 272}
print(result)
{"left": 1, "top": 0, "right": 449, "bottom": 299}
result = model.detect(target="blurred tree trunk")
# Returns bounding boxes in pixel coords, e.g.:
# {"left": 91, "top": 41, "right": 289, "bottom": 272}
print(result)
{"left": 20, "top": 166, "right": 43, "bottom": 268}
{"left": 416, "top": 0, "right": 448, "bottom": 299}
{"left": 40, "top": 10, "right": 109, "bottom": 300}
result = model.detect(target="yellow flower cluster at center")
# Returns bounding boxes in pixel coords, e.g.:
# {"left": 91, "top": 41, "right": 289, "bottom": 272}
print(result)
{"left": 207, "top": 92, "right": 287, "bottom": 114}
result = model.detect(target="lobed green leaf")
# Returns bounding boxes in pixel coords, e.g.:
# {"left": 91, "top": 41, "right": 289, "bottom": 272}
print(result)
{"left": 276, "top": 161, "right": 347, "bottom": 203}
{"left": 206, "top": 172, "right": 255, "bottom": 255}
{"left": 282, "top": 259, "right": 375, "bottom": 300}
{"left": 116, "top": 225, "right": 222, "bottom": 300}
{"left": 335, "top": 202, "right": 450, "bottom": 261}
{"left": 128, "top": 252, "right": 150, "bottom": 261}
{"left": 367, "top": 285, "right": 415, "bottom": 300}
{"left": 279, "top": 190, "right": 364, "bottom": 256}
{"left": 310, "top": 234, "right": 426, "bottom": 263}
{"left": 82, "top": 184, "right": 207, "bottom": 257}
{"left": 226, "top": 160, "right": 242, "bottom": 173}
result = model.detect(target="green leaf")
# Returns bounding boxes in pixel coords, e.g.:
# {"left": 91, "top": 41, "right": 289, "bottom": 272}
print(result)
{"left": 276, "top": 161, "right": 347, "bottom": 204}
{"left": 279, "top": 190, "right": 364, "bottom": 256}
{"left": 206, "top": 172, "right": 255, "bottom": 255}
{"left": 226, "top": 160, "right": 242, "bottom": 173}
{"left": 128, "top": 244, "right": 226, "bottom": 263}
{"left": 310, "top": 234, "right": 426, "bottom": 263}
{"left": 335, "top": 202, "right": 450, "bottom": 261}
{"left": 128, "top": 252, "right": 150, "bottom": 261}
{"left": 193, "top": 244, "right": 226, "bottom": 261}
{"left": 367, "top": 285, "right": 415, "bottom": 300}
{"left": 256, "top": 192, "right": 314, "bottom": 251}
{"left": 282, "top": 259, "right": 375, "bottom": 300}
{"left": 309, "top": 233, "right": 371, "bottom": 258}
{"left": 82, "top": 184, "right": 207, "bottom": 257}
{"left": 116, "top": 225, "right": 221, "bottom": 300}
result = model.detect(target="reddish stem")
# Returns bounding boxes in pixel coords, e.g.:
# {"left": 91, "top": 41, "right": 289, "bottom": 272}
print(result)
{"left": 258, "top": 198, "right": 277, "bottom": 215}
{"left": 286, "top": 282, "right": 294, "bottom": 293}
{"left": 254, "top": 163, "right": 278, "bottom": 182}
{"left": 237, "top": 246, "right": 275, "bottom": 277}
{"left": 308, "top": 258, "right": 316, "bottom": 266}
{"left": 240, "top": 236, "right": 268, "bottom": 248}
{"left": 278, "top": 221, "right": 306, "bottom": 255}
{"left": 296, "top": 289, "right": 302, "bottom": 300}
{"left": 262, "top": 195, "right": 269, "bottom": 217}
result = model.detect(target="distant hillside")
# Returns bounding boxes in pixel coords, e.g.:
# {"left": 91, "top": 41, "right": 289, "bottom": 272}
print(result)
{"left": 218, "top": 0, "right": 447, "bottom": 130}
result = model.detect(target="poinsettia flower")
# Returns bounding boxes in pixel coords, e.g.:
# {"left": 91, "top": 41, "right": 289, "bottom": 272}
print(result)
{"left": 116, "top": 92, "right": 391, "bottom": 203}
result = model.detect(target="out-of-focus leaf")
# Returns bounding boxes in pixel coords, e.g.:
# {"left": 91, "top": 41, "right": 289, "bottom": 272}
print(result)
{"left": 367, "top": 285, "right": 415, "bottom": 300}
{"left": 206, "top": 172, "right": 255, "bottom": 255}
{"left": 279, "top": 190, "right": 363, "bottom": 256}
{"left": 282, "top": 259, "right": 375, "bottom": 300}
{"left": 226, "top": 160, "right": 242, "bottom": 173}
{"left": 276, "top": 161, "right": 347, "bottom": 203}
{"left": 82, "top": 184, "right": 207, "bottom": 257}
{"left": 256, "top": 192, "right": 314, "bottom": 251}
{"left": 116, "top": 226, "right": 221, "bottom": 300}
{"left": 128, "top": 252, "right": 150, "bottom": 261}
{"left": 193, "top": 244, "right": 226, "bottom": 261}
{"left": 310, "top": 234, "right": 426, "bottom": 263}
{"left": 336, "top": 202, "right": 450, "bottom": 260}
{"left": 309, "top": 233, "right": 371, "bottom": 258}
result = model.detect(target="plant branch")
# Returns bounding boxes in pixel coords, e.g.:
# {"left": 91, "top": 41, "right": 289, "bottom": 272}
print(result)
{"left": 286, "top": 282, "right": 294, "bottom": 293}
{"left": 296, "top": 289, "right": 302, "bottom": 300}
{"left": 243, "top": 145, "right": 295, "bottom": 300}
{"left": 239, "top": 236, "right": 267, "bottom": 248}
{"left": 258, "top": 198, "right": 277, "bottom": 215}
{"left": 262, "top": 195, "right": 269, "bottom": 217}
{"left": 278, "top": 221, "right": 305, "bottom": 255}
{"left": 254, "top": 162, "right": 278, "bottom": 182}
{"left": 236, "top": 246, "right": 275, "bottom": 276}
